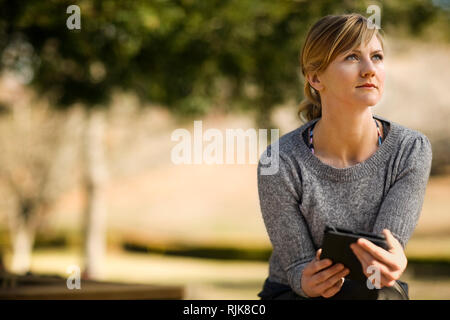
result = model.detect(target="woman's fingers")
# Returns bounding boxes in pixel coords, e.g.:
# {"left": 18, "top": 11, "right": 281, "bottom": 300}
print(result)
{"left": 365, "top": 265, "right": 396, "bottom": 288}
{"left": 369, "top": 273, "right": 396, "bottom": 288}
{"left": 304, "top": 257, "right": 333, "bottom": 276}
{"left": 313, "top": 263, "right": 344, "bottom": 284}
{"left": 319, "top": 268, "right": 349, "bottom": 298}
{"left": 352, "top": 245, "right": 390, "bottom": 275}
{"left": 355, "top": 238, "right": 397, "bottom": 269}
{"left": 321, "top": 277, "right": 344, "bottom": 299}
{"left": 351, "top": 243, "right": 372, "bottom": 270}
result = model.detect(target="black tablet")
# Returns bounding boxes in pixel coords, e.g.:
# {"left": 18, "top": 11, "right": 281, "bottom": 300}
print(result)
{"left": 320, "top": 226, "right": 390, "bottom": 282}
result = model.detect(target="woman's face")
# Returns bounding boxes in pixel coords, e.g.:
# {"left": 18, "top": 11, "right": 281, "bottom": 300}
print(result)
{"left": 312, "top": 34, "right": 385, "bottom": 109}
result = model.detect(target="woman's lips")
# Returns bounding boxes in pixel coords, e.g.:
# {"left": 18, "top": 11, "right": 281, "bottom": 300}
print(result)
{"left": 356, "top": 84, "right": 377, "bottom": 88}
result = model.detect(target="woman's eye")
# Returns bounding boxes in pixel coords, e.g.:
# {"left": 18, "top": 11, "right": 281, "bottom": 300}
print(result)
{"left": 345, "top": 54, "right": 358, "bottom": 61}
{"left": 373, "top": 54, "right": 384, "bottom": 61}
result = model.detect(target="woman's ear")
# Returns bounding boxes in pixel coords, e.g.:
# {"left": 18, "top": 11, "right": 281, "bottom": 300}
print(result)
{"left": 306, "top": 72, "right": 323, "bottom": 92}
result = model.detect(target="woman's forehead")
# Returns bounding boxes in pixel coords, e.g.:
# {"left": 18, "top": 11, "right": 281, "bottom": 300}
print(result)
{"left": 345, "top": 36, "right": 383, "bottom": 54}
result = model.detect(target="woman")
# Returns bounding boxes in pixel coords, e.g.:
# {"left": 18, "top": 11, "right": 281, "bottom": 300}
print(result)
{"left": 257, "top": 13, "right": 432, "bottom": 300}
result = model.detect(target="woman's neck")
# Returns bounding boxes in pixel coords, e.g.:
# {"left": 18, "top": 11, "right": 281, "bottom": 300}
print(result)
{"left": 312, "top": 109, "right": 382, "bottom": 168}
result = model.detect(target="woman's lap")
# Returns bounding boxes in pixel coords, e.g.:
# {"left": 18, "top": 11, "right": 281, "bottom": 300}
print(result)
{"left": 258, "top": 277, "right": 409, "bottom": 300}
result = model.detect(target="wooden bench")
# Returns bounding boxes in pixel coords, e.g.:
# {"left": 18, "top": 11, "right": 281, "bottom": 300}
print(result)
{"left": 0, "top": 272, "right": 184, "bottom": 299}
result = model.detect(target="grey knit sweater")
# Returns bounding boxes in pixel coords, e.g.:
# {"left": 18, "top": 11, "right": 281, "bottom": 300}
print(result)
{"left": 257, "top": 114, "right": 432, "bottom": 298}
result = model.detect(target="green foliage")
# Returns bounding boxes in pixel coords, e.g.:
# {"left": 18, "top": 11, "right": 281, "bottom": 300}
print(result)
{"left": 0, "top": 0, "right": 447, "bottom": 126}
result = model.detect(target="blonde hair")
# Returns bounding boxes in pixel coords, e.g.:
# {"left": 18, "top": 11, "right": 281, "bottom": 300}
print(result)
{"left": 298, "top": 13, "right": 385, "bottom": 123}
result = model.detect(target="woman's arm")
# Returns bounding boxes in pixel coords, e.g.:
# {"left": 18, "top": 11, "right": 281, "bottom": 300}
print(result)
{"left": 351, "top": 135, "right": 433, "bottom": 287}
{"left": 372, "top": 135, "right": 433, "bottom": 247}
{"left": 257, "top": 148, "right": 318, "bottom": 297}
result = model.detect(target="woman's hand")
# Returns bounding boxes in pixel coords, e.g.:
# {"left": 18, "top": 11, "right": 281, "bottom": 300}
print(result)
{"left": 350, "top": 229, "right": 407, "bottom": 288}
{"left": 301, "top": 248, "right": 350, "bottom": 298}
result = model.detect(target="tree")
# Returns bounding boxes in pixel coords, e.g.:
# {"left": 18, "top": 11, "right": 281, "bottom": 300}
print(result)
{"left": 0, "top": 89, "right": 81, "bottom": 273}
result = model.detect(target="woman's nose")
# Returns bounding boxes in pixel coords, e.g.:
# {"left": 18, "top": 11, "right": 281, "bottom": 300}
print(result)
{"left": 360, "top": 59, "right": 376, "bottom": 78}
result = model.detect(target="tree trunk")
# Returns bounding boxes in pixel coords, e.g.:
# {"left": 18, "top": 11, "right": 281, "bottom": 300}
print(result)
{"left": 82, "top": 109, "right": 108, "bottom": 280}
{"left": 10, "top": 219, "right": 35, "bottom": 274}
{"left": 8, "top": 197, "right": 42, "bottom": 275}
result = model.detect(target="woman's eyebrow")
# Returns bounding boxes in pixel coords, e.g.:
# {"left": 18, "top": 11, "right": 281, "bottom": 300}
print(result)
{"left": 351, "top": 49, "right": 383, "bottom": 54}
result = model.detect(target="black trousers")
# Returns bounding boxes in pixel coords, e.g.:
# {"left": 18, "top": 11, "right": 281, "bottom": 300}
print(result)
{"left": 258, "top": 277, "right": 409, "bottom": 300}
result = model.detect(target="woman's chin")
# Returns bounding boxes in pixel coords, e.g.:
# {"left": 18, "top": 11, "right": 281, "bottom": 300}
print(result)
{"left": 354, "top": 96, "right": 381, "bottom": 107}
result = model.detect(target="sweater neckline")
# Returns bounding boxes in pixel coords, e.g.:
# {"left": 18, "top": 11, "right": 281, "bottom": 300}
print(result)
{"left": 294, "top": 115, "right": 400, "bottom": 182}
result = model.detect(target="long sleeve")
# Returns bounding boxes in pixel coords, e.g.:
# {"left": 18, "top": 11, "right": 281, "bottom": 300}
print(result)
{"left": 372, "top": 135, "right": 433, "bottom": 248}
{"left": 257, "top": 149, "right": 317, "bottom": 297}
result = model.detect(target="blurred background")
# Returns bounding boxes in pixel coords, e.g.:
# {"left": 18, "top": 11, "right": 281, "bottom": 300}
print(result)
{"left": 0, "top": 0, "right": 449, "bottom": 299}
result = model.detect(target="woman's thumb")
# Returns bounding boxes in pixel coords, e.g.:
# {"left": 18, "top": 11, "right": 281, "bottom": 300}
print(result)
{"left": 316, "top": 248, "right": 322, "bottom": 260}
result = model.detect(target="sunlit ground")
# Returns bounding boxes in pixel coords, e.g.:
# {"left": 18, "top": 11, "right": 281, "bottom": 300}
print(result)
{"left": 4, "top": 247, "right": 450, "bottom": 300}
